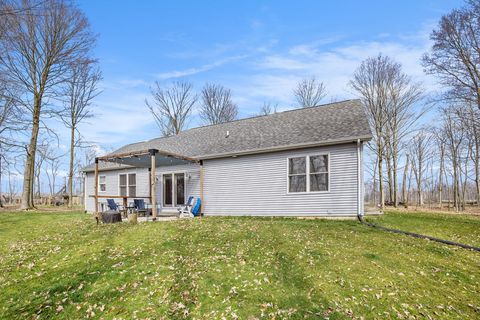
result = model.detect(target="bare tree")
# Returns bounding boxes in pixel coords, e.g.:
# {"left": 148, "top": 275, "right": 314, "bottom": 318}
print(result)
{"left": 383, "top": 71, "right": 424, "bottom": 207}
{"left": 258, "top": 101, "right": 278, "bottom": 116}
{"left": 440, "top": 106, "right": 466, "bottom": 211}
{"left": 44, "top": 154, "right": 61, "bottom": 198}
{"left": 0, "top": 79, "right": 19, "bottom": 143}
{"left": 432, "top": 129, "right": 447, "bottom": 209}
{"left": 293, "top": 76, "right": 327, "bottom": 108}
{"left": 350, "top": 54, "right": 423, "bottom": 209}
{"left": 59, "top": 60, "right": 101, "bottom": 207}
{"left": 34, "top": 142, "right": 51, "bottom": 198}
{"left": 422, "top": 0, "right": 480, "bottom": 112}
{"left": 146, "top": 81, "right": 197, "bottom": 136}
{"left": 199, "top": 83, "right": 237, "bottom": 125}
{"left": 0, "top": 0, "right": 96, "bottom": 209}
{"left": 401, "top": 153, "right": 410, "bottom": 207}
{"left": 410, "top": 130, "right": 432, "bottom": 206}
{"left": 456, "top": 104, "right": 480, "bottom": 206}
{"left": 349, "top": 55, "right": 393, "bottom": 209}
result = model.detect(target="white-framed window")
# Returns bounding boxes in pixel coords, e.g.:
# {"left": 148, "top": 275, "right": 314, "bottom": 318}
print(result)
{"left": 128, "top": 173, "right": 136, "bottom": 197}
{"left": 288, "top": 154, "right": 329, "bottom": 193}
{"left": 119, "top": 173, "right": 136, "bottom": 197}
{"left": 98, "top": 175, "right": 106, "bottom": 192}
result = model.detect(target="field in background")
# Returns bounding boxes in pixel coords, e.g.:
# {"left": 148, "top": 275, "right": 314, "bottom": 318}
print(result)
{"left": 0, "top": 210, "right": 478, "bottom": 319}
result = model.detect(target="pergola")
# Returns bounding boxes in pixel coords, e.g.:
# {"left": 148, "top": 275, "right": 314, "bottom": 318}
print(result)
{"left": 93, "top": 148, "right": 203, "bottom": 221}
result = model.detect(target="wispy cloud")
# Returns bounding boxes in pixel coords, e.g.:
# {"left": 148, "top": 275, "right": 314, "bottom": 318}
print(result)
{"left": 230, "top": 28, "right": 435, "bottom": 113}
{"left": 155, "top": 54, "right": 249, "bottom": 80}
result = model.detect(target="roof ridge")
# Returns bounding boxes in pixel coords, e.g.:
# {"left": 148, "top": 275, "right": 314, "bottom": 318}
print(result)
{"left": 148, "top": 99, "right": 359, "bottom": 144}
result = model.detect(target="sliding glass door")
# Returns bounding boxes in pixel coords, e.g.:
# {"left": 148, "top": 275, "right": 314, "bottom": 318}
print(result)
{"left": 174, "top": 173, "right": 185, "bottom": 205}
{"left": 162, "top": 173, "right": 185, "bottom": 207}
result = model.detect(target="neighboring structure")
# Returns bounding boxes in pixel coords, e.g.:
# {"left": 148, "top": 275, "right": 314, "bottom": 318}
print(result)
{"left": 82, "top": 100, "right": 372, "bottom": 217}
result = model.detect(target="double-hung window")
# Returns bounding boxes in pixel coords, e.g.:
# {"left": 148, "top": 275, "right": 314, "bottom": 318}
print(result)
{"left": 98, "top": 175, "right": 106, "bottom": 192}
{"left": 288, "top": 154, "right": 329, "bottom": 193}
{"left": 119, "top": 173, "right": 136, "bottom": 197}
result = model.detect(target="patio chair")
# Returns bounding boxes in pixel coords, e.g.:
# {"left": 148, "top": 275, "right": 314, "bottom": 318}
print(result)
{"left": 133, "top": 199, "right": 148, "bottom": 217}
{"left": 107, "top": 198, "right": 122, "bottom": 211}
{"left": 178, "top": 196, "right": 195, "bottom": 218}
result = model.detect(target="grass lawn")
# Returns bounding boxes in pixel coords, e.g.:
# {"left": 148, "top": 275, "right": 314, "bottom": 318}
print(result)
{"left": 367, "top": 210, "right": 480, "bottom": 248}
{"left": 0, "top": 210, "right": 479, "bottom": 319}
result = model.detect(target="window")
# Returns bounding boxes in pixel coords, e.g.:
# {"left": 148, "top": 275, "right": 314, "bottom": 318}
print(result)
{"left": 163, "top": 172, "right": 186, "bottom": 207}
{"left": 128, "top": 173, "right": 136, "bottom": 197}
{"left": 98, "top": 175, "right": 106, "bottom": 192}
{"left": 119, "top": 173, "right": 136, "bottom": 197}
{"left": 119, "top": 174, "right": 127, "bottom": 196}
{"left": 288, "top": 157, "right": 306, "bottom": 192}
{"left": 310, "top": 155, "right": 328, "bottom": 191}
{"left": 288, "top": 154, "right": 329, "bottom": 193}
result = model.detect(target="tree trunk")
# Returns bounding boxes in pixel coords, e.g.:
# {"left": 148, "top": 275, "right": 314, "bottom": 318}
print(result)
{"left": 453, "top": 158, "right": 459, "bottom": 212}
{"left": 20, "top": 96, "right": 41, "bottom": 210}
{"left": 418, "top": 160, "right": 423, "bottom": 206}
{"left": 402, "top": 154, "right": 409, "bottom": 208}
{"left": 439, "top": 146, "right": 444, "bottom": 209}
{"left": 475, "top": 138, "right": 480, "bottom": 207}
{"left": 386, "top": 154, "right": 393, "bottom": 204}
{"left": 68, "top": 125, "right": 75, "bottom": 208}
{"left": 36, "top": 170, "right": 41, "bottom": 198}
{"left": 378, "top": 145, "right": 385, "bottom": 210}
{"left": 0, "top": 154, "right": 3, "bottom": 208}
{"left": 373, "top": 155, "right": 377, "bottom": 207}
{"left": 392, "top": 151, "right": 398, "bottom": 207}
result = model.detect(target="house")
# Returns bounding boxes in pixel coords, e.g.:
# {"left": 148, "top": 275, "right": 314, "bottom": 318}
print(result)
{"left": 82, "top": 99, "right": 372, "bottom": 217}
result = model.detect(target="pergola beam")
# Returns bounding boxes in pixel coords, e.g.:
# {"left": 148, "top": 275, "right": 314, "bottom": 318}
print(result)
{"left": 96, "top": 149, "right": 198, "bottom": 164}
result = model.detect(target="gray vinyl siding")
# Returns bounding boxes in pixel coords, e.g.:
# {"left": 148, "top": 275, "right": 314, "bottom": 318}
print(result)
{"left": 84, "top": 143, "right": 362, "bottom": 216}
{"left": 202, "top": 143, "right": 360, "bottom": 216}
{"left": 84, "top": 168, "right": 150, "bottom": 212}
{"left": 84, "top": 164, "right": 201, "bottom": 213}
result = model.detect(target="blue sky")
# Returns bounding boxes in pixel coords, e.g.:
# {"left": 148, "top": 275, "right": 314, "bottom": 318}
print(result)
{"left": 5, "top": 1, "right": 465, "bottom": 193}
{"left": 65, "top": 0, "right": 462, "bottom": 156}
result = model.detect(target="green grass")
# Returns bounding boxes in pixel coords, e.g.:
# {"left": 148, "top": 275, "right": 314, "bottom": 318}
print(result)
{"left": 367, "top": 210, "right": 480, "bottom": 248}
{"left": 0, "top": 210, "right": 479, "bottom": 319}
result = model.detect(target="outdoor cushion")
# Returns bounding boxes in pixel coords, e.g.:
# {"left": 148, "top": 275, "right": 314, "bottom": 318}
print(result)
{"left": 191, "top": 198, "right": 201, "bottom": 216}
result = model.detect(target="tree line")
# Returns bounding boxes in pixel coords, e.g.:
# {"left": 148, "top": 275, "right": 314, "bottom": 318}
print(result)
{"left": 0, "top": 0, "right": 101, "bottom": 209}
{"left": 358, "top": 0, "right": 480, "bottom": 211}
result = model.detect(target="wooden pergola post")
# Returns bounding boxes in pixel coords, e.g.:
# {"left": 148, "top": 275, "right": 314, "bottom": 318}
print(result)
{"left": 148, "top": 167, "right": 152, "bottom": 199}
{"left": 94, "top": 158, "right": 99, "bottom": 224}
{"left": 149, "top": 149, "right": 158, "bottom": 221}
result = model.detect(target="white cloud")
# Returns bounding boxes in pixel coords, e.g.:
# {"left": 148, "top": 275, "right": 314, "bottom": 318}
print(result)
{"left": 231, "top": 27, "right": 436, "bottom": 112}
{"left": 155, "top": 54, "right": 249, "bottom": 80}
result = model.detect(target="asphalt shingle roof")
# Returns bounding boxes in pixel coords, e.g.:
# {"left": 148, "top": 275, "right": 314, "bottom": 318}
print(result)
{"left": 83, "top": 99, "right": 372, "bottom": 172}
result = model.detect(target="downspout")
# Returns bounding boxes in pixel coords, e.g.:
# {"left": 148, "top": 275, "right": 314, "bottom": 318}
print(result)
{"left": 357, "top": 139, "right": 363, "bottom": 220}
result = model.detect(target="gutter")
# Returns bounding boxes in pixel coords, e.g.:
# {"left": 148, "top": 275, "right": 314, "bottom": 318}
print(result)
{"left": 82, "top": 135, "right": 373, "bottom": 173}
{"left": 197, "top": 135, "right": 373, "bottom": 160}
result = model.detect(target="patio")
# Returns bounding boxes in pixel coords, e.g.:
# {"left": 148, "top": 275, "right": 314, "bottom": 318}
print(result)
{"left": 91, "top": 148, "right": 203, "bottom": 222}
